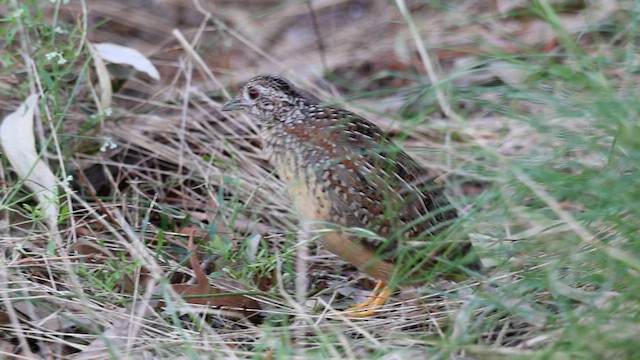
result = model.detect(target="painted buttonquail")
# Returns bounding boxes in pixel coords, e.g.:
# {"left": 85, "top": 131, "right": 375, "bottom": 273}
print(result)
{"left": 222, "top": 75, "right": 479, "bottom": 316}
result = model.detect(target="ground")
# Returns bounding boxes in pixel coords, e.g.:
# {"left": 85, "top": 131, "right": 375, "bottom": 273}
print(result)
{"left": 0, "top": 0, "right": 639, "bottom": 359}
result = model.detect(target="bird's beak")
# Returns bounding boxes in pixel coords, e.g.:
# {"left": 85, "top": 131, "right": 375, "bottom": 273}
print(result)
{"left": 221, "top": 97, "right": 248, "bottom": 111}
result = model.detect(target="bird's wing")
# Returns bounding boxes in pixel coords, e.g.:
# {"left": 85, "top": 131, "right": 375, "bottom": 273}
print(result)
{"left": 307, "top": 108, "right": 457, "bottom": 257}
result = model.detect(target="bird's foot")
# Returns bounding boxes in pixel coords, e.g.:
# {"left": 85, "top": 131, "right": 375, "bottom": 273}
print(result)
{"left": 340, "top": 280, "right": 392, "bottom": 317}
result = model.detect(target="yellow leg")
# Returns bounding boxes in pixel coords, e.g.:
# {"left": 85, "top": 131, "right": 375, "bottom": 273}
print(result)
{"left": 341, "top": 280, "right": 393, "bottom": 317}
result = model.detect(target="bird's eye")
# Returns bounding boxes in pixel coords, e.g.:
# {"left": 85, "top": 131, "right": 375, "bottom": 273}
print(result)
{"left": 248, "top": 88, "right": 260, "bottom": 100}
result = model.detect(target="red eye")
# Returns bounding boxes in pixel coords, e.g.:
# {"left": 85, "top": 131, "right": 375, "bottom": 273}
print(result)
{"left": 248, "top": 88, "right": 260, "bottom": 100}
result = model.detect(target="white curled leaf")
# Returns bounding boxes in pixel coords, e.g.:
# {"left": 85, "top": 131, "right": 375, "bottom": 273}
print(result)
{"left": 93, "top": 42, "right": 160, "bottom": 80}
{"left": 88, "top": 43, "right": 113, "bottom": 110}
{"left": 0, "top": 94, "right": 59, "bottom": 230}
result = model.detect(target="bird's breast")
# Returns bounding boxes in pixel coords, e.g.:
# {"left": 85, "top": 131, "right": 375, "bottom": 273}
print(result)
{"left": 264, "top": 138, "right": 332, "bottom": 224}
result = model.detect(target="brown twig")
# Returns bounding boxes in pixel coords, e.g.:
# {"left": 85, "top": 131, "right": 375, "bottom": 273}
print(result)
{"left": 306, "top": 0, "right": 328, "bottom": 73}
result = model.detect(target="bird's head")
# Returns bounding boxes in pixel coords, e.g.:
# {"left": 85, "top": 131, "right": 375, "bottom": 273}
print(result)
{"left": 221, "top": 75, "right": 318, "bottom": 122}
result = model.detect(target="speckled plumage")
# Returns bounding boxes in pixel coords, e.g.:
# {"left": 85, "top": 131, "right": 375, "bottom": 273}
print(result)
{"left": 223, "top": 74, "right": 476, "bottom": 289}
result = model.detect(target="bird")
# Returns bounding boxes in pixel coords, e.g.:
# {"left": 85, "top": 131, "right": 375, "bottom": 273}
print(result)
{"left": 222, "top": 74, "right": 479, "bottom": 316}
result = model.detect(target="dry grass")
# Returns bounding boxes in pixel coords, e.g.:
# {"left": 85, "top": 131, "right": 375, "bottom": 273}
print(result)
{"left": 1, "top": 0, "right": 638, "bottom": 359}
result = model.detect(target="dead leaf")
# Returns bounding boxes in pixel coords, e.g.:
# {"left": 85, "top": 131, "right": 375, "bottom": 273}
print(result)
{"left": 0, "top": 312, "right": 10, "bottom": 324}
{"left": 495, "top": 0, "right": 528, "bottom": 14}
{"left": 76, "top": 291, "right": 154, "bottom": 359}
{"left": 0, "top": 95, "right": 59, "bottom": 230}
{"left": 488, "top": 61, "right": 532, "bottom": 88}
{"left": 162, "top": 229, "right": 261, "bottom": 321}
{"left": 246, "top": 233, "right": 262, "bottom": 262}
{"left": 504, "top": 0, "right": 620, "bottom": 48}
{"left": 93, "top": 43, "right": 160, "bottom": 81}
{"left": 75, "top": 316, "right": 141, "bottom": 360}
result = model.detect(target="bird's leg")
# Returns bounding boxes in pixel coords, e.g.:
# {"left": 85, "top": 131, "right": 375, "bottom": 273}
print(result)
{"left": 341, "top": 280, "right": 393, "bottom": 317}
